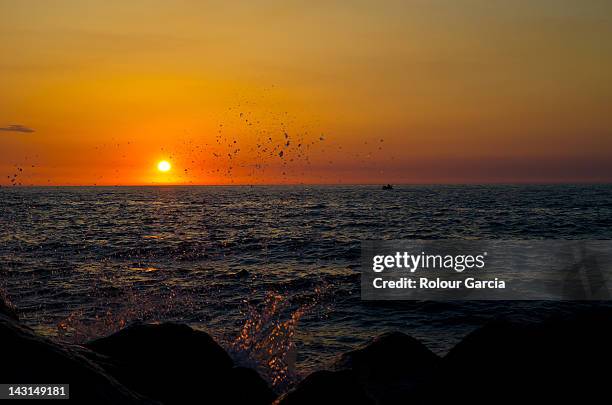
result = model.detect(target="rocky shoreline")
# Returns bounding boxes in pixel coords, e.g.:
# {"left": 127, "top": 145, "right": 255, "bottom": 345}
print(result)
{"left": 2, "top": 296, "right": 611, "bottom": 404}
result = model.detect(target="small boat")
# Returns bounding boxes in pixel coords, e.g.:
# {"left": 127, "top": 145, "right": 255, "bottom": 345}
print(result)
{"left": 382, "top": 184, "right": 393, "bottom": 190}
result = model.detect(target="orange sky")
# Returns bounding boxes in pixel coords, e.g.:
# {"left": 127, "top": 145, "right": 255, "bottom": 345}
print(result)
{"left": 1, "top": 0, "right": 611, "bottom": 185}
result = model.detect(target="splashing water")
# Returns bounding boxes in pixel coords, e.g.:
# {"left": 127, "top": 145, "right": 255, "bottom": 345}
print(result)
{"left": 55, "top": 284, "right": 331, "bottom": 392}
{"left": 229, "top": 286, "right": 330, "bottom": 392}
{"left": 56, "top": 288, "right": 200, "bottom": 344}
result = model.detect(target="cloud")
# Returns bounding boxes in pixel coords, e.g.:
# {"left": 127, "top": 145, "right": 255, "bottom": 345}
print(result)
{"left": 0, "top": 124, "right": 35, "bottom": 133}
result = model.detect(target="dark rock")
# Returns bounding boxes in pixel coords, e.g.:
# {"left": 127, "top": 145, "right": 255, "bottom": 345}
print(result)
{"left": 333, "top": 331, "right": 440, "bottom": 404}
{"left": 431, "top": 309, "right": 612, "bottom": 405}
{"left": 226, "top": 366, "right": 277, "bottom": 404}
{"left": 277, "top": 370, "right": 374, "bottom": 405}
{"left": 86, "top": 322, "right": 275, "bottom": 405}
{"left": 87, "top": 322, "right": 232, "bottom": 370}
{"left": 334, "top": 331, "right": 440, "bottom": 377}
{"left": 0, "top": 312, "right": 152, "bottom": 404}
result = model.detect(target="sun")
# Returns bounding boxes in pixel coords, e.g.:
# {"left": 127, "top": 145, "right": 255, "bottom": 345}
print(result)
{"left": 157, "top": 160, "right": 171, "bottom": 172}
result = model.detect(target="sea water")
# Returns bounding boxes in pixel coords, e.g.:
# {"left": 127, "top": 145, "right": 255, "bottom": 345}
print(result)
{"left": 1, "top": 184, "right": 611, "bottom": 387}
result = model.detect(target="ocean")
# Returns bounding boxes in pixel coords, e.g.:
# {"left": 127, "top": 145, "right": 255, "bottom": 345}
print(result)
{"left": 1, "top": 184, "right": 611, "bottom": 387}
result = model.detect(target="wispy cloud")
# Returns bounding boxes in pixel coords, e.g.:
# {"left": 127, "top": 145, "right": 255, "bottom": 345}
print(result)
{"left": 0, "top": 124, "right": 35, "bottom": 133}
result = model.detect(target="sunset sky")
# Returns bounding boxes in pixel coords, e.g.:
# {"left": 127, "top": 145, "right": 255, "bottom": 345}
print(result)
{"left": 1, "top": 0, "right": 611, "bottom": 185}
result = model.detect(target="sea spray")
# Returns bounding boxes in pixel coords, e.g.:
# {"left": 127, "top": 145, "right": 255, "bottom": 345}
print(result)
{"left": 227, "top": 284, "right": 332, "bottom": 392}
{"left": 56, "top": 287, "right": 199, "bottom": 343}
{"left": 51, "top": 278, "right": 334, "bottom": 393}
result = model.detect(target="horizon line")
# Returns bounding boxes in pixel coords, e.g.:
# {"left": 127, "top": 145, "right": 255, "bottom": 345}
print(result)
{"left": 2, "top": 181, "right": 612, "bottom": 188}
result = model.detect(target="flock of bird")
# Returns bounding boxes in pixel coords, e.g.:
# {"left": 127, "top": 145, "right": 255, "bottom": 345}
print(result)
{"left": 2, "top": 97, "right": 392, "bottom": 186}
